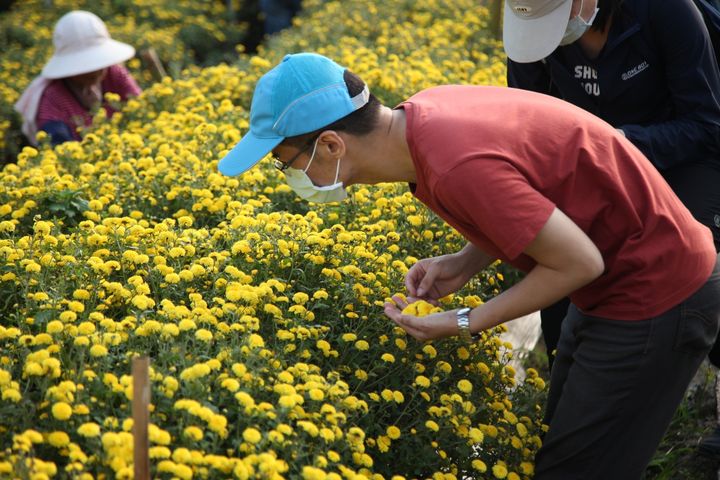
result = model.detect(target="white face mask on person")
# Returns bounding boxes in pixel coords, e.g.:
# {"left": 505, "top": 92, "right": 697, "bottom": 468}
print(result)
{"left": 283, "top": 138, "right": 348, "bottom": 203}
{"left": 559, "top": 0, "right": 599, "bottom": 46}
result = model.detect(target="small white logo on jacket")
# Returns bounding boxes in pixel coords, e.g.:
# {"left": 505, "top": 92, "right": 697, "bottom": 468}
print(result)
{"left": 622, "top": 61, "right": 649, "bottom": 81}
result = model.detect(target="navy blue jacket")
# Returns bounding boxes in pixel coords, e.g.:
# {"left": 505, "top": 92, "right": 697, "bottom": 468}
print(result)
{"left": 507, "top": 0, "right": 720, "bottom": 170}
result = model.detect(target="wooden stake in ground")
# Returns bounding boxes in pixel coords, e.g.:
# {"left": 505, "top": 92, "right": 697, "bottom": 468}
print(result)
{"left": 132, "top": 356, "right": 151, "bottom": 480}
{"left": 139, "top": 48, "right": 167, "bottom": 82}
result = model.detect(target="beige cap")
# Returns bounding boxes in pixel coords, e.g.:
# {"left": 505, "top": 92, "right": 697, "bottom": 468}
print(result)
{"left": 503, "top": 0, "right": 572, "bottom": 63}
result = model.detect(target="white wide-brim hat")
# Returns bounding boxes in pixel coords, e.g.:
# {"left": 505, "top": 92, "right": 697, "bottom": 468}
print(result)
{"left": 41, "top": 10, "right": 135, "bottom": 79}
{"left": 503, "top": 0, "right": 572, "bottom": 63}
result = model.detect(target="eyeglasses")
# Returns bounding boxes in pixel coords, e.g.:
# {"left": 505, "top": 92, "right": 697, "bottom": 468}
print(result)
{"left": 272, "top": 135, "right": 320, "bottom": 172}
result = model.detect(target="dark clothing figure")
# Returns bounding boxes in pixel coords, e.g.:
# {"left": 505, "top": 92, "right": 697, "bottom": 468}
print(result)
{"left": 507, "top": 0, "right": 720, "bottom": 368}
{"left": 260, "top": 0, "right": 302, "bottom": 35}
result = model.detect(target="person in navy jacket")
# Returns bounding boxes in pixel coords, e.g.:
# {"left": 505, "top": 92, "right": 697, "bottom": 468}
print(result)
{"left": 503, "top": 0, "right": 720, "bottom": 460}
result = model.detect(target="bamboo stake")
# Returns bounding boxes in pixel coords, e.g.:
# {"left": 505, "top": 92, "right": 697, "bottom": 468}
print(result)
{"left": 139, "top": 47, "right": 167, "bottom": 82}
{"left": 132, "top": 356, "right": 151, "bottom": 480}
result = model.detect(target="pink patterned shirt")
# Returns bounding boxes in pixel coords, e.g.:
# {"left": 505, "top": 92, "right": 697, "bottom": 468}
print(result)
{"left": 36, "top": 64, "right": 141, "bottom": 141}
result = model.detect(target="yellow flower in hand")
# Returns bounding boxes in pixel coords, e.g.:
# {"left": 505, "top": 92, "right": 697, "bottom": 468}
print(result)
{"left": 401, "top": 299, "right": 442, "bottom": 317}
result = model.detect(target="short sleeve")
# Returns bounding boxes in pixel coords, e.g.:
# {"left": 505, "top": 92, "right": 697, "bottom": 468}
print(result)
{"left": 433, "top": 159, "right": 556, "bottom": 260}
{"left": 104, "top": 64, "right": 142, "bottom": 99}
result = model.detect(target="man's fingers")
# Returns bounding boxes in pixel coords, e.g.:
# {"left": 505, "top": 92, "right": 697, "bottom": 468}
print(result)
{"left": 416, "top": 264, "right": 438, "bottom": 298}
{"left": 390, "top": 294, "right": 409, "bottom": 310}
{"left": 385, "top": 303, "right": 412, "bottom": 325}
{"left": 405, "top": 265, "right": 424, "bottom": 296}
{"left": 384, "top": 302, "right": 412, "bottom": 322}
{"left": 384, "top": 304, "right": 428, "bottom": 340}
{"left": 392, "top": 317, "right": 423, "bottom": 340}
{"left": 384, "top": 302, "right": 399, "bottom": 319}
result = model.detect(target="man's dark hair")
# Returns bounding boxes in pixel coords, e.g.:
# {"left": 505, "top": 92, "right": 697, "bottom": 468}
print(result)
{"left": 285, "top": 69, "right": 381, "bottom": 147}
{"left": 591, "top": 0, "right": 624, "bottom": 32}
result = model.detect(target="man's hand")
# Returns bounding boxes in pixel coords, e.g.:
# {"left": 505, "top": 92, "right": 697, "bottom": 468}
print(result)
{"left": 471, "top": 207, "right": 604, "bottom": 332}
{"left": 405, "top": 245, "right": 493, "bottom": 302}
{"left": 383, "top": 294, "right": 457, "bottom": 341}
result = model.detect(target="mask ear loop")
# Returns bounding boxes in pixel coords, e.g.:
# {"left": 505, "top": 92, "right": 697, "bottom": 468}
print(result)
{"left": 574, "top": 0, "right": 584, "bottom": 22}
{"left": 303, "top": 137, "right": 320, "bottom": 173}
{"left": 585, "top": 6, "right": 599, "bottom": 25}
{"left": 332, "top": 156, "right": 342, "bottom": 184}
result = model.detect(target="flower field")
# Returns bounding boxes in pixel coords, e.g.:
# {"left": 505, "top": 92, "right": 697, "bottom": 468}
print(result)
{"left": 0, "top": 0, "right": 547, "bottom": 479}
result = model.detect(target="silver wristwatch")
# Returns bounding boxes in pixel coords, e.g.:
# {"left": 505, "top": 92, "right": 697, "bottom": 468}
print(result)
{"left": 456, "top": 307, "right": 473, "bottom": 343}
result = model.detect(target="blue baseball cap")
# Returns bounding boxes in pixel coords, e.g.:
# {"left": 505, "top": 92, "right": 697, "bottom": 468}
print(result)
{"left": 218, "top": 52, "right": 370, "bottom": 176}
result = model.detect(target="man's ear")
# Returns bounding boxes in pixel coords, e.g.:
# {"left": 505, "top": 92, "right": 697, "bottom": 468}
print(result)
{"left": 318, "top": 130, "right": 346, "bottom": 159}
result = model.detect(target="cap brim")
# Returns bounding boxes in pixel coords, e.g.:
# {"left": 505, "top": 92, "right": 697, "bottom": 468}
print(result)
{"left": 503, "top": 0, "right": 572, "bottom": 63}
{"left": 218, "top": 131, "right": 283, "bottom": 176}
{"left": 42, "top": 39, "right": 135, "bottom": 79}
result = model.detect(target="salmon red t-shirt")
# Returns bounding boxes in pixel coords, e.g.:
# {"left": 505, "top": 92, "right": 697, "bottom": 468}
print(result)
{"left": 399, "top": 85, "right": 715, "bottom": 320}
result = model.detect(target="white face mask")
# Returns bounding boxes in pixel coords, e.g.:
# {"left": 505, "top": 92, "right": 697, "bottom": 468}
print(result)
{"left": 559, "top": 0, "right": 599, "bottom": 46}
{"left": 283, "top": 138, "right": 348, "bottom": 203}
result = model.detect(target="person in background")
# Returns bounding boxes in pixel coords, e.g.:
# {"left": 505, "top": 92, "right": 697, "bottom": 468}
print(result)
{"left": 216, "top": 52, "right": 720, "bottom": 479}
{"left": 14, "top": 10, "right": 141, "bottom": 146}
{"left": 259, "top": 0, "right": 302, "bottom": 35}
{"left": 503, "top": 0, "right": 720, "bottom": 455}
